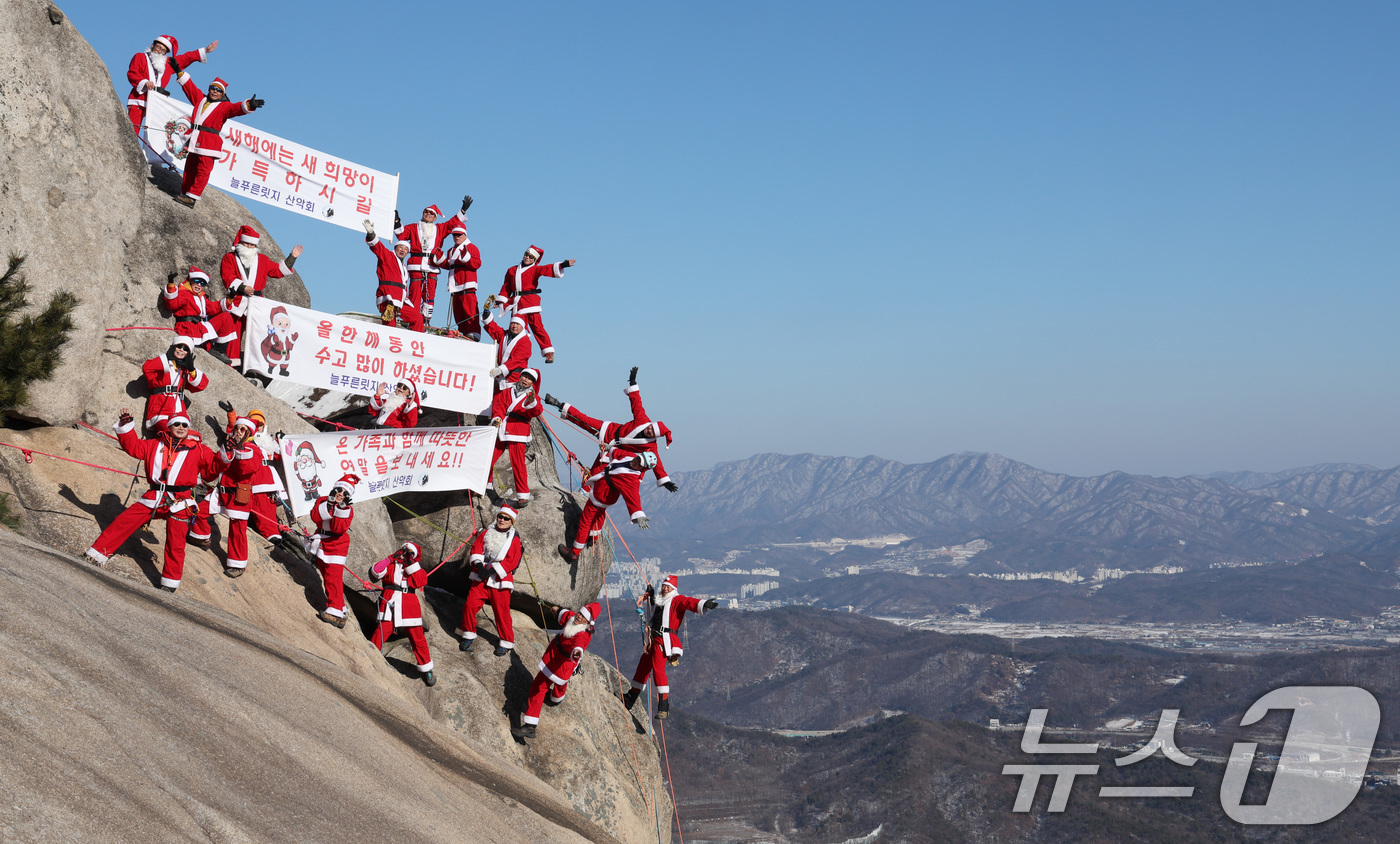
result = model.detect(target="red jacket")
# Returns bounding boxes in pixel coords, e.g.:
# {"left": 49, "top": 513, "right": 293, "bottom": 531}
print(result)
{"left": 394, "top": 215, "right": 466, "bottom": 274}
{"left": 368, "top": 239, "right": 411, "bottom": 307}
{"left": 309, "top": 496, "right": 354, "bottom": 565}
{"left": 371, "top": 552, "right": 428, "bottom": 627}
{"left": 220, "top": 251, "right": 291, "bottom": 297}
{"left": 114, "top": 417, "right": 219, "bottom": 514}
{"left": 125, "top": 47, "right": 205, "bottom": 107}
{"left": 435, "top": 240, "right": 482, "bottom": 293}
{"left": 499, "top": 261, "right": 567, "bottom": 316}
{"left": 215, "top": 438, "right": 264, "bottom": 513}
{"left": 141, "top": 353, "right": 208, "bottom": 430}
{"left": 645, "top": 591, "right": 710, "bottom": 657}
{"left": 467, "top": 526, "right": 522, "bottom": 591}
{"left": 369, "top": 382, "right": 421, "bottom": 429}
{"left": 491, "top": 384, "right": 542, "bottom": 444}
{"left": 484, "top": 320, "right": 533, "bottom": 384}
{"left": 538, "top": 603, "right": 599, "bottom": 685}
{"left": 176, "top": 72, "right": 252, "bottom": 158}
{"left": 163, "top": 281, "right": 229, "bottom": 339}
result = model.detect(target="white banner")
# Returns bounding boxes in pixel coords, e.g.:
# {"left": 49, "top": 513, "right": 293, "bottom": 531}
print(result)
{"left": 279, "top": 426, "right": 496, "bottom": 518}
{"left": 243, "top": 297, "right": 495, "bottom": 415}
{"left": 144, "top": 91, "right": 397, "bottom": 236}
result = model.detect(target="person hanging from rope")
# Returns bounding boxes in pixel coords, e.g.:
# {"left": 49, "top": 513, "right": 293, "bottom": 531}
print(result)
{"left": 545, "top": 365, "right": 680, "bottom": 497}
{"left": 557, "top": 447, "right": 657, "bottom": 564}
{"left": 368, "top": 379, "right": 422, "bottom": 429}
{"left": 125, "top": 34, "right": 215, "bottom": 134}
{"left": 141, "top": 335, "right": 208, "bottom": 433}
{"left": 483, "top": 302, "right": 534, "bottom": 394}
{"left": 209, "top": 415, "right": 262, "bottom": 578}
{"left": 368, "top": 541, "right": 436, "bottom": 686}
{"left": 394, "top": 197, "right": 471, "bottom": 326}
{"left": 304, "top": 474, "right": 359, "bottom": 628}
{"left": 163, "top": 267, "right": 239, "bottom": 362}
{"left": 85, "top": 410, "right": 221, "bottom": 593}
{"left": 623, "top": 576, "right": 719, "bottom": 719}
{"left": 363, "top": 219, "right": 423, "bottom": 333}
{"left": 434, "top": 224, "right": 482, "bottom": 339}
{"left": 498, "top": 245, "right": 576, "bottom": 364}
{"left": 172, "top": 74, "right": 264, "bottom": 207}
{"left": 217, "top": 402, "right": 290, "bottom": 545}
{"left": 220, "top": 225, "right": 302, "bottom": 367}
{"left": 512, "top": 602, "right": 601, "bottom": 740}
{"left": 456, "top": 505, "right": 523, "bottom": 656}
{"left": 490, "top": 367, "right": 543, "bottom": 509}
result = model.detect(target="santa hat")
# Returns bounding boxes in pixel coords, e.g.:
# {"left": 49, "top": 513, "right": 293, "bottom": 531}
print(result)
{"left": 187, "top": 267, "right": 209, "bottom": 283}
{"left": 656, "top": 420, "right": 674, "bottom": 447}
{"left": 232, "top": 416, "right": 257, "bottom": 433}
{"left": 662, "top": 575, "right": 678, "bottom": 592}
{"left": 167, "top": 414, "right": 191, "bottom": 428}
{"left": 269, "top": 305, "right": 288, "bottom": 321}
{"left": 578, "top": 602, "right": 601, "bottom": 624}
{"left": 295, "top": 442, "right": 324, "bottom": 463}
{"left": 393, "top": 238, "right": 411, "bottom": 250}
{"left": 450, "top": 222, "right": 467, "bottom": 235}
{"left": 333, "top": 473, "right": 360, "bottom": 497}
{"left": 209, "top": 77, "right": 229, "bottom": 92}
{"left": 525, "top": 245, "right": 543, "bottom": 261}
{"left": 170, "top": 336, "right": 195, "bottom": 352}
{"left": 399, "top": 541, "right": 421, "bottom": 561}
{"left": 497, "top": 505, "right": 518, "bottom": 523}
{"left": 234, "top": 225, "right": 260, "bottom": 247}
{"left": 519, "top": 367, "right": 539, "bottom": 383}
{"left": 509, "top": 315, "right": 526, "bottom": 328}
{"left": 153, "top": 35, "right": 175, "bottom": 53}
{"left": 423, "top": 204, "right": 443, "bottom": 219}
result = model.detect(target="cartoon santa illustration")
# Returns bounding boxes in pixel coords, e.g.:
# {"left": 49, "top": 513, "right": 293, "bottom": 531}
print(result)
{"left": 261, "top": 305, "right": 298, "bottom": 376}
{"left": 293, "top": 441, "right": 326, "bottom": 502}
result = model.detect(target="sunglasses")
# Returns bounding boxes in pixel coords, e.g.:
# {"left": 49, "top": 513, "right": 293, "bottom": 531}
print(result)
{"left": 168, "top": 423, "right": 189, "bottom": 429}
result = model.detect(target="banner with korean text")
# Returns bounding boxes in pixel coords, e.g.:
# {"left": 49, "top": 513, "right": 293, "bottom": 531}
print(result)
{"left": 144, "top": 92, "right": 397, "bottom": 235}
{"left": 243, "top": 297, "right": 495, "bottom": 415}
{"left": 278, "top": 426, "right": 496, "bottom": 518}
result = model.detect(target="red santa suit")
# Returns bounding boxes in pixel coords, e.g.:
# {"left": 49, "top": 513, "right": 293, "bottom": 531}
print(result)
{"left": 175, "top": 73, "right": 256, "bottom": 203}
{"left": 368, "top": 237, "right": 423, "bottom": 333}
{"left": 561, "top": 383, "right": 676, "bottom": 490}
{"left": 369, "top": 543, "right": 434, "bottom": 676}
{"left": 499, "top": 247, "right": 569, "bottom": 357}
{"left": 221, "top": 226, "right": 293, "bottom": 366}
{"left": 223, "top": 408, "right": 285, "bottom": 543}
{"left": 568, "top": 448, "right": 650, "bottom": 555}
{"left": 368, "top": 380, "right": 421, "bottom": 429}
{"left": 394, "top": 206, "right": 466, "bottom": 315}
{"left": 435, "top": 237, "right": 482, "bottom": 337}
{"left": 491, "top": 371, "right": 543, "bottom": 502}
{"left": 211, "top": 419, "right": 262, "bottom": 573}
{"left": 163, "top": 268, "right": 238, "bottom": 347}
{"left": 141, "top": 341, "right": 208, "bottom": 432}
{"left": 630, "top": 578, "right": 714, "bottom": 704}
{"left": 457, "top": 510, "right": 522, "bottom": 651}
{"left": 485, "top": 315, "right": 534, "bottom": 392}
{"left": 125, "top": 36, "right": 206, "bottom": 133}
{"left": 521, "top": 602, "right": 600, "bottom": 729}
{"left": 85, "top": 414, "right": 220, "bottom": 590}
{"left": 306, "top": 475, "right": 358, "bottom": 620}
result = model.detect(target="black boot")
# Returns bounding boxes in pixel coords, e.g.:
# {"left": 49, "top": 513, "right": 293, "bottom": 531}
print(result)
{"left": 622, "top": 689, "right": 639, "bottom": 710}
{"left": 544, "top": 393, "right": 564, "bottom": 411}
{"left": 423, "top": 671, "right": 437, "bottom": 687}
{"left": 558, "top": 543, "right": 579, "bottom": 563}
{"left": 511, "top": 723, "right": 536, "bottom": 739}
{"left": 656, "top": 698, "right": 670, "bottom": 719}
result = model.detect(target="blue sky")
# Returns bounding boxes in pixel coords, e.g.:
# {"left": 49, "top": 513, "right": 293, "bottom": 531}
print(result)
{"left": 68, "top": 1, "right": 1400, "bottom": 478}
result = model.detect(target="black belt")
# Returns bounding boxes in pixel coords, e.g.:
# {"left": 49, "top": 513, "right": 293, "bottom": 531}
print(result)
{"left": 175, "top": 316, "right": 205, "bottom": 323}
{"left": 155, "top": 87, "right": 170, "bottom": 96}
{"left": 151, "top": 484, "right": 193, "bottom": 493}
{"left": 517, "top": 289, "right": 542, "bottom": 296}
{"left": 197, "top": 125, "right": 220, "bottom": 134}
{"left": 159, "top": 386, "right": 183, "bottom": 394}
{"left": 383, "top": 583, "right": 417, "bottom": 594}
{"left": 380, "top": 281, "right": 405, "bottom": 289}
{"left": 410, "top": 251, "right": 428, "bottom": 257}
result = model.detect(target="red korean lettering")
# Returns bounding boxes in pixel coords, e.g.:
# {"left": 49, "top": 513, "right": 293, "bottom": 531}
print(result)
{"left": 318, "top": 184, "right": 335, "bottom": 203}
{"left": 366, "top": 434, "right": 382, "bottom": 449}
{"left": 392, "top": 360, "right": 406, "bottom": 379}
{"left": 375, "top": 455, "right": 388, "bottom": 475}
{"left": 226, "top": 128, "right": 242, "bottom": 148}
{"left": 317, "top": 320, "right": 333, "bottom": 339}
{"left": 388, "top": 336, "right": 403, "bottom": 354}
{"left": 285, "top": 171, "right": 303, "bottom": 192}
{"left": 222, "top": 151, "right": 237, "bottom": 170}
{"left": 421, "top": 368, "right": 437, "bottom": 386}
{"left": 251, "top": 160, "right": 270, "bottom": 181}
{"left": 371, "top": 356, "right": 384, "bottom": 375}
{"left": 410, "top": 340, "right": 425, "bottom": 359}
{"left": 357, "top": 458, "right": 369, "bottom": 476}
{"left": 390, "top": 453, "right": 404, "bottom": 469}
{"left": 300, "top": 153, "right": 318, "bottom": 174}
{"left": 405, "top": 452, "right": 418, "bottom": 468}
{"left": 438, "top": 453, "right": 452, "bottom": 468}
{"left": 422, "top": 451, "right": 435, "bottom": 467}
{"left": 407, "top": 364, "right": 422, "bottom": 381}
{"left": 315, "top": 346, "right": 331, "bottom": 364}
{"left": 341, "top": 166, "right": 358, "bottom": 187}
{"left": 340, "top": 459, "right": 355, "bottom": 472}
{"left": 359, "top": 172, "right": 375, "bottom": 192}
{"left": 356, "top": 195, "right": 372, "bottom": 214}
{"left": 363, "top": 331, "right": 379, "bottom": 349}
{"left": 335, "top": 436, "right": 350, "bottom": 454}
{"left": 355, "top": 354, "right": 371, "bottom": 373}
{"left": 340, "top": 325, "right": 358, "bottom": 344}
{"left": 333, "top": 349, "right": 347, "bottom": 368}
{"left": 277, "top": 146, "right": 294, "bottom": 166}
{"left": 324, "top": 161, "right": 341, "bottom": 182}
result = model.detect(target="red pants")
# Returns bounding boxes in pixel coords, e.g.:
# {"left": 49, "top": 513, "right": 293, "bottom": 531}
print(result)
{"left": 371, "top": 620, "right": 433, "bottom": 672}
{"left": 218, "top": 490, "right": 253, "bottom": 569}
{"left": 450, "top": 289, "right": 480, "bottom": 336}
{"left": 631, "top": 641, "right": 671, "bottom": 697}
{"left": 89, "top": 500, "right": 195, "bottom": 590}
{"left": 459, "top": 580, "right": 513, "bottom": 649}
{"left": 492, "top": 441, "right": 531, "bottom": 500}
{"left": 174, "top": 313, "right": 239, "bottom": 348}
{"left": 128, "top": 104, "right": 145, "bottom": 133}
{"left": 518, "top": 311, "right": 554, "bottom": 356}
{"left": 409, "top": 271, "right": 437, "bottom": 311}
{"left": 190, "top": 498, "right": 211, "bottom": 542}
{"left": 522, "top": 671, "right": 569, "bottom": 725}
{"left": 381, "top": 301, "right": 424, "bottom": 333}
{"left": 570, "top": 475, "right": 644, "bottom": 551}
{"left": 249, "top": 493, "right": 282, "bottom": 541}
{"left": 316, "top": 561, "right": 346, "bottom": 617}
{"left": 180, "top": 152, "right": 216, "bottom": 200}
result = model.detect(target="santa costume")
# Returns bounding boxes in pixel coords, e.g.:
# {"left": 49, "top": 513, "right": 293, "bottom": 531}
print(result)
{"left": 223, "top": 406, "right": 286, "bottom": 543}
{"left": 163, "top": 267, "right": 238, "bottom": 349}
{"left": 484, "top": 311, "right": 534, "bottom": 392}
{"left": 211, "top": 416, "right": 263, "bottom": 577}
{"left": 141, "top": 336, "right": 208, "bottom": 432}
{"left": 394, "top": 203, "right": 468, "bottom": 319}
{"left": 624, "top": 576, "right": 718, "bottom": 718}
{"left": 560, "top": 448, "right": 654, "bottom": 562}
{"left": 369, "top": 542, "right": 436, "bottom": 685}
{"left": 365, "top": 224, "right": 423, "bottom": 333}
{"left": 513, "top": 602, "right": 600, "bottom": 739}
{"left": 490, "top": 368, "right": 543, "bottom": 504}
{"left": 498, "top": 246, "right": 573, "bottom": 361}
{"left": 221, "top": 226, "right": 297, "bottom": 367}
{"left": 125, "top": 35, "right": 208, "bottom": 133}
{"left": 553, "top": 375, "right": 677, "bottom": 492}
{"left": 368, "top": 380, "right": 422, "bottom": 429}
{"left": 306, "top": 474, "right": 358, "bottom": 627}
{"left": 259, "top": 305, "right": 298, "bottom": 376}
{"left": 457, "top": 506, "right": 523, "bottom": 655}
{"left": 433, "top": 229, "right": 482, "bottom": 338}
{"left": 174, "top": 74, "right": 262, "bottom": 206}
{"left": 85, "top": 412, "right": 220, "bottom": 591}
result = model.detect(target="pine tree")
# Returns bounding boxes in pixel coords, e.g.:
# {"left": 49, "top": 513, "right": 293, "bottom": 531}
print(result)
{"left": 0, "top": 253, "right": 77, "bottom": 426}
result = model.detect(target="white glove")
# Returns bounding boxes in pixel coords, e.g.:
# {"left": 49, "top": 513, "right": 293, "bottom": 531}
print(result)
{"left": 361, "top": 219, "right": 374, "bottom": 235}
{"left": 304, "top": 535, "right": 322, "bottom": 556}
{"left": 489, "top": 366, "right": 504, "bottom": 378}
{"left": 423, "top": 303, "right": 434, "bottom": 319}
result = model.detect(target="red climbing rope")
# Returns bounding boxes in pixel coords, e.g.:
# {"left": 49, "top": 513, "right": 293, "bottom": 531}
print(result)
{"left": 77, "top": 421, "right": 118, "bottom": 441}
{"left": 105, "top": 326, "right": 172, "bottom": 332}
{"left": 0, "top": 440, "right": 140, "bottom": 477}
{"left": 295, "top": 411, "right": 356, "bottom": 431}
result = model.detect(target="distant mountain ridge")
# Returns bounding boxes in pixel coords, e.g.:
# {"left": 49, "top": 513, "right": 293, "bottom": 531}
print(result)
{"left": 636, "top": 453, "right": 1400, "bottom": 570}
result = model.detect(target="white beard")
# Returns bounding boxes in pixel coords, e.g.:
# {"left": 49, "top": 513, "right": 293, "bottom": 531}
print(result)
{"left": 149, "top": 51, "right": 168, "bottom": 75}
{"left": 235, "top": 244, "right": 259, "bottom": 275}
{"left": 253, "top": 429, "right": 277, "bottom": 454}
{"left": 273, "top": 327, "right": 291, "bottom": 343}
{"left": 484, "top": 527, "right": 512, "bottom": 560}
{"left": 562, "top": 616, "right": 590, "bottom": 638}
{"left": 418, "top": 222, "right": 434, "bottom": 250}
{"left": 380, "top": 394, "right": 406, "bottom": 415}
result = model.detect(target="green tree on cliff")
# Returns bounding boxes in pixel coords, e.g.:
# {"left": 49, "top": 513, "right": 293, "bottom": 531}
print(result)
{"left": 0, "top": 252, "right": 77, "bottom": 427}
